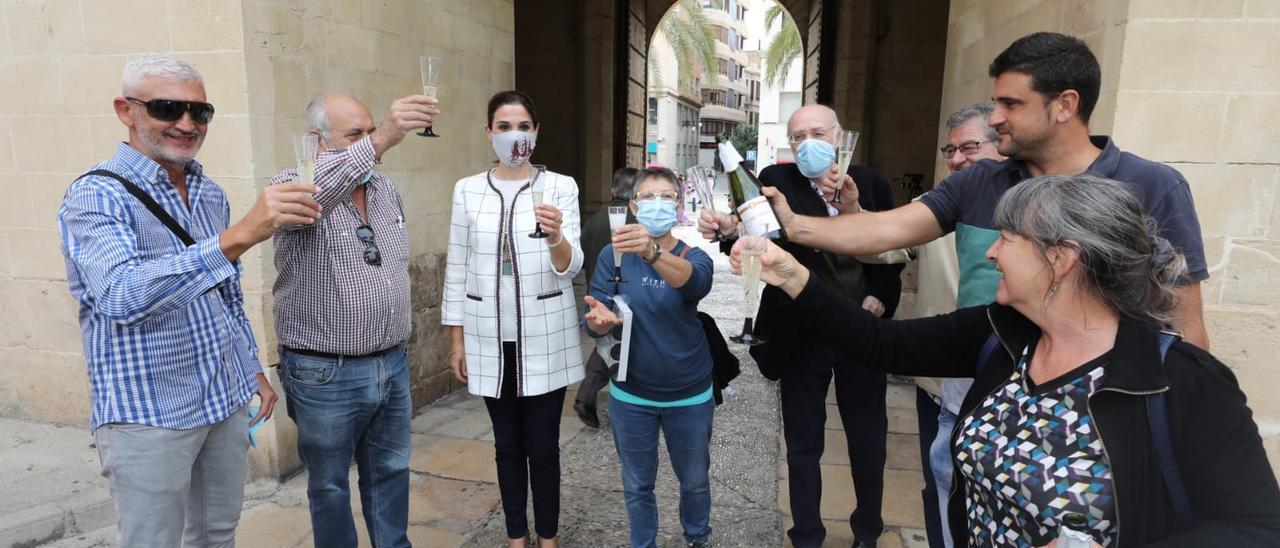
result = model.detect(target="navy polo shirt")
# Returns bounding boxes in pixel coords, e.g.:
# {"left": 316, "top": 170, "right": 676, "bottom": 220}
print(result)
{"left": 920, "top": 136, "right": 1207, "bottom": 308}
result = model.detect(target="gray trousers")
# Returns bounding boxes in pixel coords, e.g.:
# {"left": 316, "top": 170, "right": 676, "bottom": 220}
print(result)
{"left": 574, "top": 351, "right": 611, "bottom": 408}
{"left": 94, "top": 405, "right": 251, "bottom": 548}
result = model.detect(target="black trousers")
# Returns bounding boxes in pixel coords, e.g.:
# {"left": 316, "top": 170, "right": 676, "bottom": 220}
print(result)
{"left": 484, "top": 342, "right": 566, "bottom": 540}
{"left": 916, "top": 387, "right": 945, "bottom": 548}
{"left": 780, "top": 359, "right": 887, "bottom": 547}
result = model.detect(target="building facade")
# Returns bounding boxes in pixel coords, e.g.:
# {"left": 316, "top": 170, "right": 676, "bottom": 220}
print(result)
{"left": 647, "top": 29, "right": 704, "bottom": 172}
{"left": 696, "top": 0, "right": 760, "bottom": 167}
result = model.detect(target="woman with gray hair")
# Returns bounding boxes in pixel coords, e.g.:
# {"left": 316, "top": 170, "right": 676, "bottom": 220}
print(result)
{"left": 732, "top": 174, "right": 1280, "bottom": 546}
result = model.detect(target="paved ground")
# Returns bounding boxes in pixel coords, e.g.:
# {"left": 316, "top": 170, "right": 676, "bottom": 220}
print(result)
{"left": 11, "top": 225, "right": 933, "bottom": 547}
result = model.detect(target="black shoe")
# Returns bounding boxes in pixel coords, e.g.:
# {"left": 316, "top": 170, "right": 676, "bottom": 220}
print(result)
{"left": 688, "top": 539, "right": 710, "bottom": 548}
{"left": 574, "top": 401, "right": 599, "bottom": 429}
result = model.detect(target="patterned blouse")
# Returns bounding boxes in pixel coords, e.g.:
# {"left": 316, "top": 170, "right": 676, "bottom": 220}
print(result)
{"left": 954, "top": 346, "right": 1118, "bottom": 546}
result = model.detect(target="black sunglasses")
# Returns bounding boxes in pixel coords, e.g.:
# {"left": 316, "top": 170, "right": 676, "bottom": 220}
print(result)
{"left": 126, "top": 97, "right": 215, "bottom": 124}
{"left": 355, "top": 225, "right": 382, "bottom": 266}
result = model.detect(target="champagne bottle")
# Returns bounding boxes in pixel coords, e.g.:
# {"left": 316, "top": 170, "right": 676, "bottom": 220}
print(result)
{"left": 718, "top": 139, "right": 785, "bottom": 240}
{"left": 1056, "top": 512, "right": 1094, "bottom": 548}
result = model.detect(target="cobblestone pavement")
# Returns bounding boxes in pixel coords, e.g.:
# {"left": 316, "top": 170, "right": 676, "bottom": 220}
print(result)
{"left": 42, "top": 225, "right": 932, "bottom": 547}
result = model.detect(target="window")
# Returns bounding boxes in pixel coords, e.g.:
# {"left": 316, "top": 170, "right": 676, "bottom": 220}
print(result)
{"left": 717, "top": 59, "right": 729, "bottom": 76}
{"left": 648, "top": 98, "right": 658, "bottom": 124}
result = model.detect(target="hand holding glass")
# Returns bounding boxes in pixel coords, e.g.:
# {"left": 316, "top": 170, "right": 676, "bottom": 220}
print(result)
{"left": 686, "top": 166, "right": 725, "bottom": 241}
{"left": 730, "top": 235, "right": 766, "bottom": 345}
{"left": 608, "top": 206, "right": 628, "bottom": 283}
{"left": 418, "top": 56, "right": 441, "bottom": 137}
{"left": 529, "top": 166, "right": 551, "bottom": 238}
{"left": 832, "top": 130, "right": 858, "bottom": 204}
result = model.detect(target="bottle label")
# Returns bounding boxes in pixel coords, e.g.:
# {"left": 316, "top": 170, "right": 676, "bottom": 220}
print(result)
{"left": 736, "top": 196, "right": 780, "bottom": 237}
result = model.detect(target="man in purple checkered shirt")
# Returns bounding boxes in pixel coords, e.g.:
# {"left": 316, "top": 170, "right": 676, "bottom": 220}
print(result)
{"left": 269, "top": 91, "right": 438, "bottom": 547}
{"left": 59, "top": 54, "right": 322, "bottom": 547}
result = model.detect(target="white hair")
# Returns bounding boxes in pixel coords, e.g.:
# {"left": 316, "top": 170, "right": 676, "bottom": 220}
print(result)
{"left": 121, "top": 54, "right": 204, "bottom": 95}
{"left": 305, "top": 92, "right": 336, "bottom": 137}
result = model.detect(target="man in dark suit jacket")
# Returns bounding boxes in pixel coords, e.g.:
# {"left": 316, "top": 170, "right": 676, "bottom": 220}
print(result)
{"left": 700, "top": 105, "right": 902, "bottom": 548}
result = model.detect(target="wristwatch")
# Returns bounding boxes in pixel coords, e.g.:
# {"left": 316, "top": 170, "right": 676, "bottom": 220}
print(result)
{"left": 643, "top": 242, "right": 663, "bottom": 264}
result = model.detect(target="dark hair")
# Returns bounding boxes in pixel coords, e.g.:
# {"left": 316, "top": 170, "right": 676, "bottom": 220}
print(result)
{"left": 611, "top": 167, "right": 639, "bottom": 200}
{"left": 988, "top": 32, "right": 1101, "bottom": 124}
{"left": 633, "top": 167, "right": 679, "bottom": 194}
{"left": 992, "top": 174, "right": 1186, "bottom": 325}
{"left": 486, "top": 90, "right": 539, "bottom": 128}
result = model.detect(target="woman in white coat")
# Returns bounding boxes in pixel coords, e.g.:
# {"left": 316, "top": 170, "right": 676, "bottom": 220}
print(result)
{"left": 442, "top": 90, "right": 584, "bottom": 548}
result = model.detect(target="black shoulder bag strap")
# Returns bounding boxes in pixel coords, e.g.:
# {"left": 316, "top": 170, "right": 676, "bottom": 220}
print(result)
{"left": 1148, "top": 332, "right": 1194, "bottom": 531}
{"left": 78, "top": 169, "right": 196, "bottom": 246}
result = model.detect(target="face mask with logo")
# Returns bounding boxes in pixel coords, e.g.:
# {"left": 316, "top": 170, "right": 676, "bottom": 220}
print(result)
{"left": 635, "top": 199, "right": 677, "bottom": 236}
{"left": 795, "top": 138, "right": 836, "bottom": 179}
{"left": 491, "top": 130, "right": 537, "bottom": 167}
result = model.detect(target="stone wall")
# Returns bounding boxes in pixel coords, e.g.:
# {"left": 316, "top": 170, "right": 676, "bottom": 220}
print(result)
{"left": 0, "top": 0, "right": 515, "bottom": 480}
{"left": 0, "top": 0, "right": 256, "bottom": 427}
{"left": 1113, "top": 0, "right": 1280, "bottom": 471}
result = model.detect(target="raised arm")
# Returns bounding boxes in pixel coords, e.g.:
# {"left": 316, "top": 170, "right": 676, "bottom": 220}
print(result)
{"left": 772, "top": 190, "right": 945, "bottom": 256}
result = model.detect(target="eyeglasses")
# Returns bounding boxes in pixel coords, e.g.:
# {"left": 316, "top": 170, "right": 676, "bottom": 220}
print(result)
{"left": 634, "top": 190, "right": 680, "bottom": 203}
{"left": 355, "top": 224, "right": 382, "bottom": 266}
{"left": 787, "top": 125, "right": 837, "bottom": 144}
{"left": 125, "top": 97, "right": 215, "bottom": 124}
{"left": 940, "top": 140, "right": 991, "bottom": 158}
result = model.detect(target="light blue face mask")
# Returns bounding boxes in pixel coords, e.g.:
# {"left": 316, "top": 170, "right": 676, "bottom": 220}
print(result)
{"left": 635, "top": 199, "right": 677, "bottom": 236}
{"left": 795, "top": 138, "right": 837, "bottom": 179}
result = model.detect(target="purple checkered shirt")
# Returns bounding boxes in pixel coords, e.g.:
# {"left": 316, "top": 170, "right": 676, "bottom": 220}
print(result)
{"left": 270, "top": 137, "right": 411, "bottom": 355}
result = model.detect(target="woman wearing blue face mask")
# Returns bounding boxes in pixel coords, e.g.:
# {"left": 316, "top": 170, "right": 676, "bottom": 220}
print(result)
{"left": 582, "top": 167, "right": 717, "bottom": 548}
{"left": 443, "top": 90, "right": 584, "bottom": 548}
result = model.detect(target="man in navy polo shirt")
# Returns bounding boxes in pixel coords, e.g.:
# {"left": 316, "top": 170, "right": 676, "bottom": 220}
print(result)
{"left": 766, "top": 31, "right": 1209, "bottom": 349}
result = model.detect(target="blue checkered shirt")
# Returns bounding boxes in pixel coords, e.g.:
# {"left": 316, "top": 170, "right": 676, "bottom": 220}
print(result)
{"left": 58, "top": 143, "right": 261, "bottom": 431}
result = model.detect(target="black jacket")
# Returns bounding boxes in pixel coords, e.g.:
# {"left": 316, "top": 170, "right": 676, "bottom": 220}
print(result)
{"left": 787, "top": 275, "right": 1280, "bottom": 547}
{"left": 723, "top": 163, "right": 904, "bottom": 379}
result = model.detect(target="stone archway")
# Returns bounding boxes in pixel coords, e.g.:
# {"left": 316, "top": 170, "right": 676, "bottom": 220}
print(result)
{"left": 511, "top": 0, "right": 948, "bottom": 213}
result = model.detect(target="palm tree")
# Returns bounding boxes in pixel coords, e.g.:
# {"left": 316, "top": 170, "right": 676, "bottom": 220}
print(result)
{"left": 763, "top": 4, "right": 802, "bottom": 88}
{"left": 650, "top": 0, "right": 719, "bottom": 91}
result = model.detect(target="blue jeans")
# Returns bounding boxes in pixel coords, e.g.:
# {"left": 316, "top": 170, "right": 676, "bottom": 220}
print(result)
{"left": 930, "top": 406, "right": 958, "bottom": 548}
{"left": 609, "top": 395, "right": 714, "bottom": 548}
{"left": 282, "top": 345, "right": 413, "bottom": 548}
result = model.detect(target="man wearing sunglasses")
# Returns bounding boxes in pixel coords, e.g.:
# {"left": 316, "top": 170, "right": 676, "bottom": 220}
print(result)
{"left": 268, "top": 91, "right": 438, "bottom": 547}
{"left": 59, "top": 54, "right": 324, "bottom": 546}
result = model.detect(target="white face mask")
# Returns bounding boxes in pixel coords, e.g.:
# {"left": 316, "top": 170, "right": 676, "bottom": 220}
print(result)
{"left": 491, "top": 130, "right": 537, "bottom": 167}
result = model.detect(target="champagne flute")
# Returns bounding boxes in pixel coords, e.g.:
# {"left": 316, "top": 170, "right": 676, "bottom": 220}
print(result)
{"left": 731, "top": 234, "right": 766, "bottom": 345}
{"left": 608, "top": 205, "right": 628, "bottom": 283}
{"left": 418, "top": 56, "right": 441, "bottom": 137}
{"left": 293, "top": 132, "right": 319, "bottom": 186}
{"left": 831, "top": 129, "right": 859, "bottom": 203}
{"left": 528, "top": 166, "right": 549, "bottom": 238}
{"left": 686, "top": 166, "right": 725, "bottom": 242}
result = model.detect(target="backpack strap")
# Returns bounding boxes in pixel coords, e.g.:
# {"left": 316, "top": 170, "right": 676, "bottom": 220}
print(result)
{"left": 1147, "top": 332, "right": 1194, "bottom": 531}
{"left": 974, "top": 333, "right": 1000, "bottom": 373}
{"left": 78, "top": 169, "right": 196, "bottom": 247}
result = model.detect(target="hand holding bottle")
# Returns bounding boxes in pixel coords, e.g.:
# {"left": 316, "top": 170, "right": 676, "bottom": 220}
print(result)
{"left": 697, "top": 209, "right": 737, "bottom": 241}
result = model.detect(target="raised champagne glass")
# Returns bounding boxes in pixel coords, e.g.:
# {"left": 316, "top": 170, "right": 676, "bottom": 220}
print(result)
{"left": 831, "top": 129, "right": 858, "bottom": 203}
{"left": 293, "top": 132, "right": 319, "bottom": 186}
{"left": 686, "top": 166, "right": 725, "bottom": 242}
{"left": 528, "top": 166, "right": 550, "bottom": 238}
{"left": 608, "top": 205, "right": 628, "bottom": 283}
{"left": 418, "top": 56, "right": 441, "bottom": 137}
{"left": 731, "top": 234, "right": 767, "bottom": 345}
